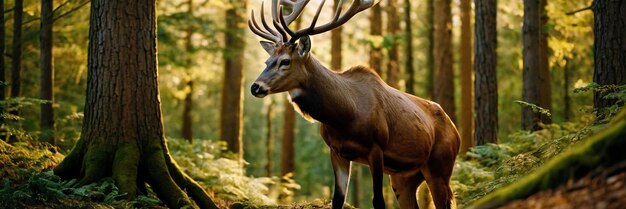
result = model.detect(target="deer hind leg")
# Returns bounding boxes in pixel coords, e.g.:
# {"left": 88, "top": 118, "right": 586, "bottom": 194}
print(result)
{"left": 390, "top": 173, "right": 424, "bottom": 209}
{"left": 422, "top": 158, "right": 455, "bottom": 209}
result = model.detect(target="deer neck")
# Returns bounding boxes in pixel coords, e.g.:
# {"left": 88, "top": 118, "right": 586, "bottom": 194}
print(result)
{"left": 289, "top": 55, "right": 357, "bottom": 127}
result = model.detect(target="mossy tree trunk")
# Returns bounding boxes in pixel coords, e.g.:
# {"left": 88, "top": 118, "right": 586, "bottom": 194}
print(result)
{"left": 403, "top": 0, "right": 415, "bottom": 94}
{"left": 474, "top": 0, "right": 498, "bottom": 145}
{"left": 53, "top": 1, "right": 217, "bottom": 208}
{"left": 10, "top": 0, "right": 23, "bottom": 118}
{"left": 0, "top": 0, "right": 5, "bottom": 126}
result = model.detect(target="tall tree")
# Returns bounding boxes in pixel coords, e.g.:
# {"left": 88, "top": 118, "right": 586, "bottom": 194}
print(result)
{"left": 280, "top": 101, "right": 295, "bottom": 177}
{"left": 331, "top": 0, "right": 342, "bottom": 71}
{"left": 182, "top": 0, "right": 194, "bottom": 142}
{"left": 386, "top": 0, "right": 400, "bottom": 89}
{"left": 40, "top": 0, "right": 55, "bottom": 145}
{"left": 403, "top": 0, "right": 415, "bottom": 94}
{"left": 10, "top": 0, "right": 23, "bottom": 118}
{"left": 433, "top": 0, "right": 455, "bottom": 122}
{"left": 592, "top": 0, "right": 626, "bottom": 119}
{"left": 459, "top": 0, "right": 474, "bottom": 155}
{"left": 426, "top": 0, "right": 435, "bottom": 98}
{"left": 369, "top": 2, "right": 383, "bottom": 75}
{"left": 265, "top": 99, "right": 273, "bottom": 177}
{"left": 522, "top": 0, "right": 551, "bottom": 131}
{"left": 221, "top": 0, "right": 247, "bottom": 161}
{"left": 0, "top": 0, "right": 5, "bottom": 126}
{"left": 53, "top": 1, "right": 217, "bottom": 208}
{"left": 474, "top": 0, "right": 498, "bottom": 145}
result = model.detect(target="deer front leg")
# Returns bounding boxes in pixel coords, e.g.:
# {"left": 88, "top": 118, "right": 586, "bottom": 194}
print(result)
{"left": 331, "top": 151, "right": 352, "bottom": 209}
{"left": 369, "top": 145, "right": 386, "bottom": 209}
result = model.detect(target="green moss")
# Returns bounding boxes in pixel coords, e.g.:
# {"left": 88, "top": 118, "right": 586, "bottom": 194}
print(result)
{"left": 469, "top": 109, "right": 626, "bottom": 209}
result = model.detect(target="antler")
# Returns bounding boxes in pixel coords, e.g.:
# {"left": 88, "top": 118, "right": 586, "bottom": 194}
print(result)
{"left": 249, "top": 0, "right": 376, "bottom": 43}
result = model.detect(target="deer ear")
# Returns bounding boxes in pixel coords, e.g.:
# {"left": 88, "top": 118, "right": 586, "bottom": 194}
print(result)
{"left": 297, "top": 36, "right": 311, "bottom": 57}
{"left": 260, "top": 41, "right": 276, "bottom": 55}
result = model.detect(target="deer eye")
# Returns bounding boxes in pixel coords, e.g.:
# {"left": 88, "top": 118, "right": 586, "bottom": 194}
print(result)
{"left": 279, "top": 59, "right": 291, "bottom": 66}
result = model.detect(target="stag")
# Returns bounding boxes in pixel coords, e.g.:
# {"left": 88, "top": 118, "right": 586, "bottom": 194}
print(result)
{"left": 248, "top": 0, "right": 460, "bottom": 208}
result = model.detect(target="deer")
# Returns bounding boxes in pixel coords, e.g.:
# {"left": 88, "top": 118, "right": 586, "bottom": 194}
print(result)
{"left": 248, "top": 0, "right": 460, "bottom": 208}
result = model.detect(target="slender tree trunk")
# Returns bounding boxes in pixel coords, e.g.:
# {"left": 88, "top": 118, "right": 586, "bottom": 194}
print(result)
{"left": 182, "top": 0, "right": 194, "bottom": 142}
{"left": 221, "top": 0, "right": 246, "bottom": 161}
{"left": 331, "top": 0, "right": 342, "bottom": 72}
{"left": 386, "top": 0, "right": 400, "bottom": 89}
{"left": 369, "top": 2, "right": 383, "bottom": 76}
{"left": 280, "top": 101, "right": 295, "bottom": 177}
{"left": 522, "top": 0, "right": 551, "bottom": 131}
{"left": 40, "top": 0, "right": 55, "bottom": 145}
{"left": 538, "top": 0, "right": 551, "bottom": 124}
{"left": 10, "top": 0, "right": 23, "bottom": 118}
{"left": 563, "top": 58, "right": 571, "bottom": 121}
{"left": 459, "top": 0, "right": 474, "bottom": 155}
{"left": 0, "top": 0, "right": 6, "bottom": 126}
{"left": 474, "top": 0, "right": 498, "bottom": 145}
{"left": 592, "top": 0, "right": 626, "bottom": 119}
{"left": 433, "top": 0, "right": 455, "bottom": 122}
{"left": 426, "top": 0, "right": 435, "bottom": 99}
{"left": 403, "top": 0, "right": 415, "bottom": 94}
{"left": 265, "top": 100, "right": 273, "bottom": 177}
{"left": 53, "top": 1, "right": 217, "bottom": 208}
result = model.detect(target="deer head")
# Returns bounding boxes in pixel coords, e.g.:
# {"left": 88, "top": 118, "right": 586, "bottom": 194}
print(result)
{"left": 249, "top": 0, "right": 376, "bottom": 98}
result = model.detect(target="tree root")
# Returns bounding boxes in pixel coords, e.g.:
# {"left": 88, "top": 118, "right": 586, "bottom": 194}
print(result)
{"left": 54, "top": 137, "right": 218, "bottom": 209}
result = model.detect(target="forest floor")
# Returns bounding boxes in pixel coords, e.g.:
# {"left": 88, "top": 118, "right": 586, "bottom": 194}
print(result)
{"left": 497, "top": 161, "right": 626, "bottom": 209}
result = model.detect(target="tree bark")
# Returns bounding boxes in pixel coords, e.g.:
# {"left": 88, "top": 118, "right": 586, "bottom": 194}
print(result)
{"left": 459, "top": 0, "right": 474, "bottom": 155}
{"left": 331, "top": 0, "right": 342, "bottom": 72}
{"left": 281, "top": 101, "right": 295, "bottom": 178}
{"left": 592, "top": 0, "right": 626, "bottom": 119}
{"left": 426, "top": 0, "right": 435, "bottom": 99}
{"left": 386, "top": 0, "right": 400, "bottom": 89}
{"left": 369, "top": 2, "right": 383, "bottom": 76}
{"left": 221, "top": 0, "right": 246, "bottom": 161}
{"left": 563, "top": 58, "right": 571, "bottom": 121}
{"left": 474, "top": 0, "right": 498, "bottom": 145}
{"left": 403, "top": 0, "right": 415, "bottom": 94}
{"left": 10, "top": 0, "right": 23, "bottom": 118}
{"left": 433, "top": 0, "right": 455, "bottom": 122}
{"left": 265, "top": 100, "right": 273, "bottom": 177}
{"left": 522, "top": 0, "right": 551, "bottom": 131}
{"left": 182, "top": 0, "right": 194, "bottom": 142}
{"left": 40, "top": 0, "right": 55, "bottom": 145}
{"left": 0, "top": 0, "right": 5, "bottom": 126}
{"left": 53, "top": 1, "right": 217, "bottom": 208}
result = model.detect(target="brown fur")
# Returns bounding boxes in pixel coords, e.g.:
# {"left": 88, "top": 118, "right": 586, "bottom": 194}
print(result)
{"left": 253, "top": 45, "right": 460, "bottom": 209}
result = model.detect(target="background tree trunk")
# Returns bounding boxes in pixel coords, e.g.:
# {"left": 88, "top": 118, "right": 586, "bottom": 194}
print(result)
{"left": 281, "top": 101, "right": 295, "bottom": 178}
{"left": 459, "top": 0, "right": 474, "bottom": 155}
{"left": 426, "top": 0, "right": 435, "bottom": 99}
{"left": 386, "top": 0, "right": 400, "bottom": 89}
{"left": 40, "top": 0, "right": 55, "bottom": 145}
{"left": 403, "top": 0, "right": 415, "bottom": 94}
{"left": 369, "top": 3, "right": 383, "bottom": 76}
{"left": 181, "top": 0, "right": 194, "bottom": 142}
{"left": 433, "top": 0, "right": 455, "bottom": 122}
{"left": 265, "top": 100, "right": 273, "bottom": 177}
{"left": 522, "top": 0, "right": 551, "bottom": 131}
{"left": 563, "top": 58, "right": 571, "bottom": 121}
{"left": 331, "top": 0, "right": 342, "bottom": 72}
{"left": 53, "top": 1, "right": 217, "bottom": 208}
{"left": 0, "top": 0, "right": 6, "bottom": 126}
{"left": 10, "top": 0, "right": 23, "bottom": 118}
{"left": 221, "top": 0, "right": 246, "bottom": 161}
{"left": 474, "top": 0, "right": 498, "bottom": 145}
{"left": 592, "top": 0, "right": 626, "bottom": 119}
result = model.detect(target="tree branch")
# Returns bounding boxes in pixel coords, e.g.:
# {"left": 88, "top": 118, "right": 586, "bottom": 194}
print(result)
{"left": 566, "top": 5, "right": 593, "bottom": 16}
{"left": 53, "top": 0, "right": 90, "bottom": 23}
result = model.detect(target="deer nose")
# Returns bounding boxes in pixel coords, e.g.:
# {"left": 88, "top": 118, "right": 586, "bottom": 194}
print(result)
{"left": 251, "top": 82, "right": 269, "bottom": 98}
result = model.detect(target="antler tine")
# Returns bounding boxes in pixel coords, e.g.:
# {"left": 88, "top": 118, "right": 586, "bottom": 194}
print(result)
{"left": 289, "top": 0, "right": 376, "bottom": 43}
{"left": 272, "top": 16, "right": 289, "bottom": 42}
{"left": 279, "top": 6, "right": 296, "bottom": 37}
{"left": 249, "top": 9, "right": 281, "bottom": 42}
{"left": 280, "top": 0, "right": 310, "bottom": 25}
{"left": 260, "top": 1, "right": 280, "bottom": 37}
